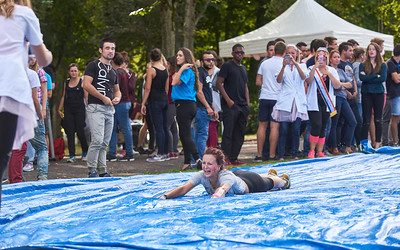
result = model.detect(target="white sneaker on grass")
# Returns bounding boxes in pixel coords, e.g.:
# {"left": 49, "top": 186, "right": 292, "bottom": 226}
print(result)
{"left": 23, "top": 163, "right": 34, "bottom": 172}
{"left": 146, "top": 155, "right": 165, "bottom": 162}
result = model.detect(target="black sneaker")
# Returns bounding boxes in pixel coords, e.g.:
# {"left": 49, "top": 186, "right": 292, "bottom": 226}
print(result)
{"left": 119, "top": 155, "right": 135, "bottom": 162}
{"left": 253, "top": 156, "right": 263, "bottom": 163}
{"left": 106, "top": 155, "right": 117, "bottom": 162}
{"left": 99, "top": 172, "right": 112, "bottom": 177}
{"left": 88, "top": 170, "right": 99, "bottom": 178}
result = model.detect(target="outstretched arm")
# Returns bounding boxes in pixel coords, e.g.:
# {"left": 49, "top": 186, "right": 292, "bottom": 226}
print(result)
{"left": 161, "top": 182, "right": 195, "bottom": 199}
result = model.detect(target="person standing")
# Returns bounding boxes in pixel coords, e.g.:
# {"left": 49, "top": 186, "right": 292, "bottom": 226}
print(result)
{"left": 359, "top": 42, "right": 387, "bottom": 149}
{"left": 83, "top": 38, "right": 121, "bottom": 177}
{"left": 58, "top": 63, "right": 88, "bottom": 162}
{"left": 195, "top": 50, "right": 219, "bottom": 159}
{"left": 254, "top": 42, "right": 286, "bottom": 161}
{"left": 386, "top": 44, "right": 400, "bottom": 146}
{"left": 305, "top": 48, "right": 342, "bottom": 158}
{"left": 216, "top": 44, "right": 250, "bottom": 165}
{"left": 273, "top": 44, "right": 308, "bottom": 160}
{"left": 172, "top": 47, "right": 213, "bottom": 170}
{"left": 141, "top": 48, "right": 170, "bottom": 162}
{"left": 0, "top": 0, "right": 52, "bottom": 206}
{"left": 108, "top": 52, "right": 135, "bottom": 161}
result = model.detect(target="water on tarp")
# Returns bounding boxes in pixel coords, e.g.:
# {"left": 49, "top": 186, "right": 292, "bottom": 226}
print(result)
{"left": 1, "top": 146, "right": 399, "bottom": 249}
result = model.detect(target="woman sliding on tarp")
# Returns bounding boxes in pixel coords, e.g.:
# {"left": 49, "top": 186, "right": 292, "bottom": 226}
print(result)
{"left": 160, "top": 147, "right": 290, "bottom": 199}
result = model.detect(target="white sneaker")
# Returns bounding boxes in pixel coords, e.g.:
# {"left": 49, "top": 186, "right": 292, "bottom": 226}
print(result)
{"left": 23, "top": 163, "right": 34, "bottom": 172}
{"left": 146, "top": 155, "right": 165, "bottom": 162}
{"left": 132, "top": 149, "right": 139, "bottom": 155}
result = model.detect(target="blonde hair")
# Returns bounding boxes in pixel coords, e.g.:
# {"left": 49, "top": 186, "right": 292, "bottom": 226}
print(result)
{"left": 0, "top": 0, "right": 32, "bottom": 18}
{"left": 286, "top": 44, "right": 300, "bottom": 62}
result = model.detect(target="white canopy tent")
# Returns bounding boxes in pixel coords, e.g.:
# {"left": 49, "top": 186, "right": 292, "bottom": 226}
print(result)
{"left": 219, "top": 0, "right": 394, "bottom": 57}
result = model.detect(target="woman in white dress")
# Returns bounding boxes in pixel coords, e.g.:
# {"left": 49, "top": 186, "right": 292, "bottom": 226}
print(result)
{"left": 272, "top": 44, "right": 308, "bottom": 159}
{"left": 0, "top": 0, "right": 52, "bottom": 204}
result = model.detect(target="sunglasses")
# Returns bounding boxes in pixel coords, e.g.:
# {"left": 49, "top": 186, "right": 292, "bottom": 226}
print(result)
{"left": 203, "top": 58, "right": 215, "bottom": 62}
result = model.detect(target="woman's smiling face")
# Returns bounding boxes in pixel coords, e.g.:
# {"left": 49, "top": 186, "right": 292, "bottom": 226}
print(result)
{"left": 202, "top": 154, "right": 221, "bottom": 178}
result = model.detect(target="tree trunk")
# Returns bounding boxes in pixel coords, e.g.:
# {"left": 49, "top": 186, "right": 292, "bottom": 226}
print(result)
{"left": 161, "top": 0, "right": 176, "bottom": 57}
{"left": 183, "top": 0, "right": 195, "bottom": 51}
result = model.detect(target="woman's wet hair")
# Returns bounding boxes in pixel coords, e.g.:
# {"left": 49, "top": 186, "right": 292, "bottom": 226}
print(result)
{"left": 204, "top": 147, "right": 226, "bottom": 168}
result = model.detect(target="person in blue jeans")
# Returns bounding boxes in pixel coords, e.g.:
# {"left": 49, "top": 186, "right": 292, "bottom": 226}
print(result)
{"left": 194, "top": 50, "right": 219, "bottom": 159}
{"left": 141, "top": 48, "right": 170, "bottom": 162}
{"left": 328, "top": 49, "right": 356, "bottom": 154}
{"left": 108, "top": 52, "right": 135, "bottom": 161}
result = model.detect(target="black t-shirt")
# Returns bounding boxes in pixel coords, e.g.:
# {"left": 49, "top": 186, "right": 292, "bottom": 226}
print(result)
{"left": 84, "top": 59, "right": 118, "bottom": 105}
{"left": 198, "top": 67, "right": 213, "bottom": 108}
{"left": 306, "top": 57, "right": 315, "bottom": 68}
{"left": 218, "top": 60, "right": 248, "bottom": 107}
{"left": 386, "top": 57, "right": 400, "bottom": 99}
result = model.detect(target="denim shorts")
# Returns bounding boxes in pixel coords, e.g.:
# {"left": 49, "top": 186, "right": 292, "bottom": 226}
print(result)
{"left": 258, "top": 99, "right": 277, "bottom": 122}
{"left": 391, "top": 96, "right": 400, "bottom": 116}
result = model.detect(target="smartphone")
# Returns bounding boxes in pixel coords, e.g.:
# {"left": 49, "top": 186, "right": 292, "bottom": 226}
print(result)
{"left": 284, "top": 54, "right": 291, "bottom": 60}
{"left": 317, "top": 55, "right": 325, "bottom": 63}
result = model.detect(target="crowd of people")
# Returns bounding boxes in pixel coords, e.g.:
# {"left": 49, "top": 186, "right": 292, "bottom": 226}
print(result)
{"left": 1, "top": 1, "right": 400, "bottom": 201}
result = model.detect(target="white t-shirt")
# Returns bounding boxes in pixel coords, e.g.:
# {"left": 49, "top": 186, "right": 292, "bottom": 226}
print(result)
{"left": 27, "top": 68, "right": 41, "bottom": 89}
{"left": 257, "top": 56, "right": 283, "bottom": 100}
{"left": 0, "top": 5, "right": 43, "bottom": 149}
{"left": 0, "top": 5, "right": 43, "bottom": 105}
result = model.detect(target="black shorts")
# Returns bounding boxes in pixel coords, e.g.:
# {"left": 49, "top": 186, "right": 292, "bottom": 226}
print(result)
{"left": 233, "top": 170, "right": 274, "bottom": 193}
{"left": 258, "top": 99, "right": 277, "bottom": 122}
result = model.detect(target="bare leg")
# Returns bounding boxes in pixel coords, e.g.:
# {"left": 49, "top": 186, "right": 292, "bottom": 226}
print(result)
{"left": 390, "top": 116, "right": 400, "bottom": 145}
{"left": 269, "top": 121, "right": 279, "bottom": 158}
{"left": 256, "top": 122, "right": 267, "bottom": 157}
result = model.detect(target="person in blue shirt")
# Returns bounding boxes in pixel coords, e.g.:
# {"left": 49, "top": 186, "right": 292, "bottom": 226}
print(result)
{"left": 171, "top": 47, "right": 214, "bottom": 171}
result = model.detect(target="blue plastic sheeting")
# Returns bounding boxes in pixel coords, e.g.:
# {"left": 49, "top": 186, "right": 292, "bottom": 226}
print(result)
{"left": 1, "top": 150, "right": 400, "bottom": 249}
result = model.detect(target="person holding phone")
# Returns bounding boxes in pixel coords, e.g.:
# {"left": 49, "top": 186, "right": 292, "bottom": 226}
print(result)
{"left": 305, "top": 48, "right": 342, "bottom": 158}
{"left": 273, "top": 44, "right": 308, "bottom": 159}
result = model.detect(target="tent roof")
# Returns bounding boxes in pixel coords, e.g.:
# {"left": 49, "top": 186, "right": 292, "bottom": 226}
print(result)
{"left": 218, "top": 0, "right": 394, "bottom": 57}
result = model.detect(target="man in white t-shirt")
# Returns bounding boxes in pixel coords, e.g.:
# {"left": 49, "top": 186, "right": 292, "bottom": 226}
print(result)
{"left": 254, "top": 42, "right": 286, "bottom": 161}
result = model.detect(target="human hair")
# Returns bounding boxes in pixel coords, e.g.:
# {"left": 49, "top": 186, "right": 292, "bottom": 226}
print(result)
{"left": 266, "top": 40, "right": 276, "bottom": 50}
{"left": 314, "top": 48, "right": 329, "bottom": 66}
{"left": 68, "top": 63, "right": 79, "bottom": 70}
{"left": 274, "top": 41, "right": 286, "bottom": 56}
{"left": 324, "top": 36, "right": 337, "bottom": 46}
{"left": 347, "top": 39, "right": 359, "bottom": 47}
{"left": 364, "top": 42, "right": 383, "bottom": 75}
{"left": 393, "top": 44, "right": 400, "bottom": 57}
{"left": 329, "top": 49, "right": 340, "bottom": 63}
{"left": 167, "top": 56, "right": 176, "bottom": 74}
{"left": 310, "top": 39, "right": 326, "bottom": 53}
{"left": 177, "top": 47, "right": 201, "bottom": 91}
{"left": 216, "top": 56, "right": 224, "bottom": 68}
{"left": 113, "top": 52, "right": 124, "bottom": 66}
{"left": 99, "top": 37, "right": 115, "bottom": 49}
{"left": 353, "top": 47, "right": 365, "bottom": 60}
{"left": 120, "top": 51, "right": 130, "bottom": 65}
{"left": 232, "top": 43, "right": 244, "bottom": 51}
{"left": 204, "top": 147, "right": 226, "bottom": 169}
{"left": 370, "top": 37, "right": 384, "bottom": 47}
{"left": 0, "top": 0, "right": 31, "bottom": 17}
{"left": 149, "top": 48, "right": 162, "bottom": 62}
{"left": 201, "top": 50, "right": 217, "bottom": 61}
{"left": 275, "top": 38, "right": 286, "bottom": 43}
{"left": 338, "top": 42, "right": 352, "bottom": 55}
{"left": 296, "top": 42, "right": 307, "bottom": 49}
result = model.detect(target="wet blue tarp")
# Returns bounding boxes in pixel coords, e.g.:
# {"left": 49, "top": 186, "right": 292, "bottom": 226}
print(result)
{"left": 1, "top": 148, "right": 400, "bottom": 249}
